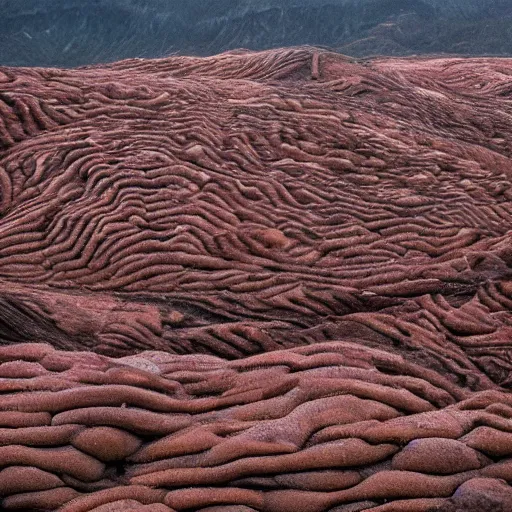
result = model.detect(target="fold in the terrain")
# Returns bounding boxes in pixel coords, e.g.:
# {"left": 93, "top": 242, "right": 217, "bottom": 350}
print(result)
{"left": 0, "top": 342, "right": 511, "bottom": 511}
{"left": 0, "top": 47, "right": 512, "bottom": 510}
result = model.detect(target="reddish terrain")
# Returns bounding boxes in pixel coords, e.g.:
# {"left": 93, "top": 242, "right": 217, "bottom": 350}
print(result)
{"left": 0, "top": 47, "right": 511, "bottom": 510}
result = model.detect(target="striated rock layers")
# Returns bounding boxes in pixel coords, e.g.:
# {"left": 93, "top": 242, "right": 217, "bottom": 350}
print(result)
{"left": 0, "top": 47, "right": 511, "bottom": 510}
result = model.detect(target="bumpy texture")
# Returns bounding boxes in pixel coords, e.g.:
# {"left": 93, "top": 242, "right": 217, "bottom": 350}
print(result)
{"left": 0, "top": 47, "right": 511, "bottom": 510}
{"left": 0, "top": 343, "right": 512, "bottom": 511}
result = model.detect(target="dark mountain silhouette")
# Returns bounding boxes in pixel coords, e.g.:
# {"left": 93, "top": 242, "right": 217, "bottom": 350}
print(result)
{"left": 1, "top": 0, "right": 512, "bottom": 67}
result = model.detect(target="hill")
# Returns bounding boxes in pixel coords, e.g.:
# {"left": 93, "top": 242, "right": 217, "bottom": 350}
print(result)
{"left": 0, "top": 47, "right": 512, "bottom": 510}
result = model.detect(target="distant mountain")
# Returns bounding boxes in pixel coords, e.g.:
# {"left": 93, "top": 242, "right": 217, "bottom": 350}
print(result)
{"left": 1, "top": 0, "right": 512, "bottom": 67}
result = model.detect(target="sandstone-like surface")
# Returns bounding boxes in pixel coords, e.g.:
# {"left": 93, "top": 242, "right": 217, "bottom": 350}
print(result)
{"left": 0, "top": 47, "right": 511, "bottom": 510}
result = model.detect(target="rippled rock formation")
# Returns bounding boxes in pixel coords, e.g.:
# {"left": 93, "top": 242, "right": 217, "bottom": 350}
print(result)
{"left": 0, "top": 47, "right": 511, "bottom": 510}
{"left": 1, "top": 343, "right": 512, "bottom": 511}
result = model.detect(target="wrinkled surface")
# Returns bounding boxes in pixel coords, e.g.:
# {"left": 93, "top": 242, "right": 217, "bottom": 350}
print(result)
{"left": 0, "top": 343, "right": 512, "bottom": 511}
{"left": 0, "top": 47, "right": 511, "bottom": 510}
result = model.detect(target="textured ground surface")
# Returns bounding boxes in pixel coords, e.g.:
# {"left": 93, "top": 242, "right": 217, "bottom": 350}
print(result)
{"left": 1, "top": 343, "right": 512, "bottom": 511}
{"left": 0, "top": 47, "right": 511, "bottom": 510}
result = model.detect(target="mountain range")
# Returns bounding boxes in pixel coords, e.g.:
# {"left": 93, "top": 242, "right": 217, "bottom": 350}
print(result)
{"left": 1, "top": 0, "right": 512, "bottom": 67}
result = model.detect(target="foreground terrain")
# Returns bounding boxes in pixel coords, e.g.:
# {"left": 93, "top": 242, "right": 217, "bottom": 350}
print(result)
{"left": 0, "top": 47, "right": 511, "bottom": 510}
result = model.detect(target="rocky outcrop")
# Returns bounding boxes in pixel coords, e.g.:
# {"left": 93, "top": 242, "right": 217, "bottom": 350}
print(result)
{"left": 0, "top": 47, "right": 511, "bottom": 509}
